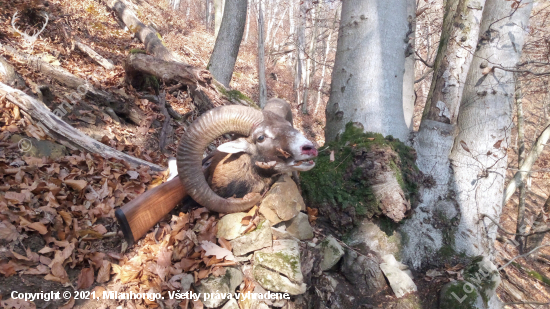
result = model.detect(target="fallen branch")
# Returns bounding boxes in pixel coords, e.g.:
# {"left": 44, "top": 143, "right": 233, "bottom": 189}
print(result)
{"left": 0, "top": 82, "right": 164, "bottom": 171}
{"left": 158, "top": 91, "right": 172, "bottom": 153}
{"left": 499, "top": 244, "right": 550, "bottom": 270}
{"left": 107, "top": 0, "right": 179, "bottom": 62}
{"left": 0, "top": 55, "right": 26, "bottom": 89}
{"left": 0, "top": 44, "right": 116, "bottom": 103}
{"left": 481, "top": 214, "right": 550, "bottom": 237}
{"left": 75, "top": 40, "right": 115, "bottom": 70}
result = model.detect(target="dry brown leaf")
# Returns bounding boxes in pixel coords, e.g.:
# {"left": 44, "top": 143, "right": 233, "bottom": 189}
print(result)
{"left": 76, "top": 267, "right": 95, "bottom": 290}
{"left": 59, "top": 297, "right": 75, "bottom": 309}
{"left": 218, "top": 237, "right": 232, "bottom": 251}
{"left": 97, "top": 260, "right": 111, "bottom": 283}
{"left": 27, "top": 222, "right": 48, "bottom": 234}
{"left": 58, "top": 211, "right": 72, "bottom": 226}
{"left": 200, "top": 241, "right": 234, "bottom": 261}
{"left": 0, "top": 299, "right": 37, "bottom": 309}
{"left": 92, "top": 224, "right": 108, "bottom": 235}
{"left": 329, "top": 150, "right": 335, "bottom": 162}
{"left": 64, "top": 179, "right": 88, "bottom": 191}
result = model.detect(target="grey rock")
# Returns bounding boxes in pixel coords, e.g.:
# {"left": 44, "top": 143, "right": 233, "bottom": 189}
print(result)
{"left": 181, "top": 273, "right": 194, "bottom": 290}
{"left": 230, "top": 219, "right": 272, "bottom": 256}
{"left": 221, "top": 299, "right": 239, "bottom": 309}
{"left": 379, "top": 254, "right": 417, "bottom": 298}
{"left": 253, "top": 240, "right": 306, "bottom": 295}
{"left": 217, "top": 213, "right": 248, "bottom": 240}
{"left": 340, "top": 248, "right": 386, "bottom": 296}
{"left": 194, "top": 267, "right": 243, "bottom": 308}
{"left": 440, "top": 281, "right": 484, "bottom": 309}
{"left": 259, "top": 175, "right": 305, "bottom": 225}
{"left": 284, "top": 212, "right": 314, "bottom": 240}
{"left": 347, "top": 220, "right": 402, "bottom": 259}
{"left": 271, "top": 226, "right": 299, "bottom": 241}
{"left": 318, "top": 235, "right": 344, "bottom": 271}
{"left": 253, "top": 265, "right": 307, "bottom": 295}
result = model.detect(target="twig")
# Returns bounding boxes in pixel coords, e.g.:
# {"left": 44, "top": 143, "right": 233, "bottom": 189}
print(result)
{"left": 499, "top": 244, "right": 550, "bottom": 270}
{"left": 481, "top": 214, "right": 550, "bottom": 237}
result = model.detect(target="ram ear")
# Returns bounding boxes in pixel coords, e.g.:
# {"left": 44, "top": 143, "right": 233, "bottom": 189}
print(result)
{"left": 216, "top": 138, "right": 252, "bottom": 154}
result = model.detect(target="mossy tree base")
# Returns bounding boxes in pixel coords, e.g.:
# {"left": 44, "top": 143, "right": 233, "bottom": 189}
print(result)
{"left": 301, "top": 123, "right": 423, "bottom": 231}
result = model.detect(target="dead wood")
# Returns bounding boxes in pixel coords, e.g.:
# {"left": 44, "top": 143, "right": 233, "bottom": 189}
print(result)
{"left": 0, "top": 44, "right": 147, "bottom": 125}
{"left": 75, "top": 40, "right": 116, "bottom": 70}
{"left": 0, "top": 82, "right": 164, "bottom": 171}
{"left": 108, "top": 0, "right": 179, "bottom": 62}
{"left": 157, "top": 91, "right": 172, "bottom": 153}
{"left": 0, "top": 55, "right": 26, "bottom": 90}
{"left": 124, "top": 53, "right": 259, "bottom": 112}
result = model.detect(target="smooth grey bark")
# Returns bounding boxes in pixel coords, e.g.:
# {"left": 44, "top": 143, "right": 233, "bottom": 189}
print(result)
{"left": 324, "top": 0, "right": 409, "bottom": 142}
{"left": 448, "top": 0, "right": 533, "bottom": 261}
{"left": 214, "top": 0, "right": 225, "bottom": 37}
{"left": 402, "top": 0, "right": 416, "bottom": 130}
{"left": 400, "top": 0, "right": 487, "bottom": 270}
{"left": 244, "top": 0, "right": 251, "bottom": 43}
{"left": 258, "top": 0, "right": 267, "bottom": 107}
{"left": 207, "top": 0, "right": 247, "bottom": 87}
{"left": 294, "top": 0, "right": 306, "bottom": 110}
{"left": 302, "top": 2, "right": 319, "bottom": 114}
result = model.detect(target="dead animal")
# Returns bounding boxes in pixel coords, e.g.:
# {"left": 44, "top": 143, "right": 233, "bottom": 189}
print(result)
{"left": 116, "top": 98, "right": 318, "bottom": 245}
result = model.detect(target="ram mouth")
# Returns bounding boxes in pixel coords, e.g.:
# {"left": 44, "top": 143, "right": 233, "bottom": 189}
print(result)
{"left": 293, "top": 159, "right": 315, "bottom": 166}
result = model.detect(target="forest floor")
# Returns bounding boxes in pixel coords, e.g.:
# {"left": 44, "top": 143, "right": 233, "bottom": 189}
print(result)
{"left": 0, "top": 0, "right": 549, "bottom": 308}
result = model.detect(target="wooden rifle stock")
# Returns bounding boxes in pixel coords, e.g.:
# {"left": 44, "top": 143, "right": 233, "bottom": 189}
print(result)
{"left": 115, "top": 177, "right": 186, "bottom": 246}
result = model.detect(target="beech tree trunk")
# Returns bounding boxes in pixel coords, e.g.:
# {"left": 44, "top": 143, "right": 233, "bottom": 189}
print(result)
{"left": 207, "top": 0, "right": 247, "bottom": 87}
{"left": 257, "top": 0, "right": 267, "bottom": 108}
{"left": 324, "top": 0, "right": 410, "bottom": 142}
{"left": 214, "top": 0, "right": 225, "bottom": 38}
{"left": 400, "top": 0, "right": 488, "bottom": 270}
{"left": 449, "top": 0, "right": 533, "bottom": 261}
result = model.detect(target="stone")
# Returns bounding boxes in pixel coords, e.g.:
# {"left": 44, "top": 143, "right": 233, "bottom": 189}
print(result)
{"left": 318, "top": 235, "right": 344, "bottom": 271}
{"left": 253, "top": 265, "right": 307, "bottom": 295}
{"left": 271, "top": 226, "right": 299, "bottom": 241}
{"left": 340, "top": 248, "right": 386, "bottom": 296}
{"left": 379, "top": 254, "right": 417, "bottom": 298}
{"left": 10, "top": 135, "right": 68, "bottom": 160}
{"left": 253, "top": 240, "right": 306, "bottom": 295}
{"left": 284, "top": 212, "right": 314, "bottom": 240}
{"left": 259, "top": 175, "right": 305, "bottom": 225}
{"left": 440, "top": 281, "right": 484, "bottom": 309}
{"left": 347, "top": 220, "right": 402, "bottom": 259}
{"left": 194, "top": 267, "right": 243, "bottom": 308}
{"left": 217, "top": 212, "right": 248, "bottom": 240}
{"left": 221, "top": 299, "right": 239, "bottom": 309}
{"left": 440, "top": 256, "right": 502, "bottom": 309}
{"left": 230, "top": 219, "right": 272, "bottom": 256}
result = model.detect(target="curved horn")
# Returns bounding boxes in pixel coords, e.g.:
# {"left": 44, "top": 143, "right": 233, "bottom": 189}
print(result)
{"left": 177, "top": 105, "right": 264, "bottom": 213}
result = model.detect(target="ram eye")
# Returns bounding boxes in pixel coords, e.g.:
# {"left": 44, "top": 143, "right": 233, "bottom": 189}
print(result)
{"left": 257, "top": 135, "right": 265, "bottom": 142}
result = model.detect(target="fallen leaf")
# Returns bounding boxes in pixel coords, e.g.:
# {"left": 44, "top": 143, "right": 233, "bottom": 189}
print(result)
{"left": 64, "top": 179, "right": 88, "bottom": 191}
{"left": 76, "top": 267, "right": 94, "bottom": 290}
{"left": 200, "top": 241, "right": 234, "bottom": 261}
{"left": 97, "top": 260, "right": 111, "bottom": 283}
{"left": 329, "top": 150, "right": 335, "bottom": 162}
{"left": 27, "top": 222, "right": 48, "bottom": 234}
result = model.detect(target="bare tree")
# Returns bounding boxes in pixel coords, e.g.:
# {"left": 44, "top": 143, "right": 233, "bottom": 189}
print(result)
{"left": 207, "top": 0, "right": 248, "bottom": 87}
{"left": 258, "top": 0, "right": 267, "bottom": 107}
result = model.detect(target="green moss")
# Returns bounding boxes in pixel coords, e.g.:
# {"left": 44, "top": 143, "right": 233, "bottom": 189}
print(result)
{"left": 512, "top": 262, "right": 550, "bottom": 286}
{"left": 217, "top": 85, "right": 259, "bottom": 109}
{"left": 440, "top": 281, "right": 480, "bottom": 309}
{"left": 301, "top": 122, "right": 420, "bottom": 221}
{"left": 129, "top": 48, "right": 147, "bottom": 54}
